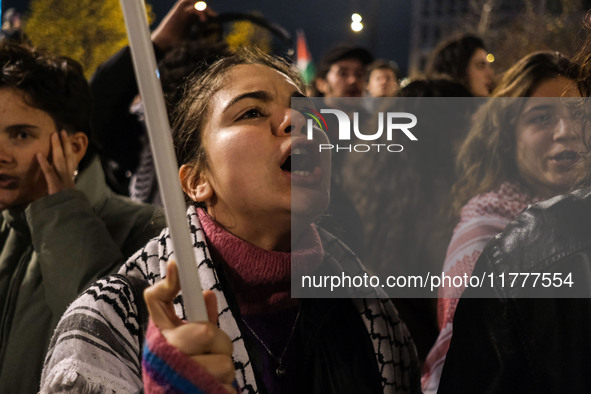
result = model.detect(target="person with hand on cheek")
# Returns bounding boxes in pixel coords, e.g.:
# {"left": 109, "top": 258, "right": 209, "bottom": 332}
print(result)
{"left": 0, "top": 42, "right": 165, "bottom": 394}
{"left": 41, "top": 49, "right": 420, "bottom": 394}
{"left": 36, "top": 131, "right": 83, "bottom": 196}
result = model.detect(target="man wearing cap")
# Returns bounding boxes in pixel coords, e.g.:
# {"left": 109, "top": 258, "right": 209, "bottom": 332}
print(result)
{"left": 315, "top": 44, "right": 374, "bottom": 101}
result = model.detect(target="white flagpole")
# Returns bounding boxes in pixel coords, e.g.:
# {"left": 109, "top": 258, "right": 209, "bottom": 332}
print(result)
{"left": 119, "top": 0, "right": 207, "bottom": 322}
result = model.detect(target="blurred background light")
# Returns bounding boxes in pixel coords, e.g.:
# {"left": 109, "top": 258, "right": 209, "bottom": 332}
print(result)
{"left": 351, "top": 20, "right": 363, "bottom": 32}
{"left": 194, "top": 1, "right": 207, "bottom": 11}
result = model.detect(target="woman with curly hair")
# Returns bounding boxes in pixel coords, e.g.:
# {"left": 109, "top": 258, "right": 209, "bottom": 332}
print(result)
{"left": 422, "top": 50, "right": 583, "bottom": 393}
{"left": 438, "top": 22, "right": 591, "bottom": 393}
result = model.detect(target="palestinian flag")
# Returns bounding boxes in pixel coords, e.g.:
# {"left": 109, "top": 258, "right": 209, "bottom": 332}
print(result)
{"left": 296, "top": 29, "right": 315, "bottom": 84}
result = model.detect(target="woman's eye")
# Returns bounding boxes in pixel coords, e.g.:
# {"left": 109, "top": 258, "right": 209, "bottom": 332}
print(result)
{"left": 239, "top": 108, "right": 265, "bottom": 120}
{"left": 530, "top": 113, "right": 557, "bottom": 126}
{"left": 11, "top": 130, "right": 31, "bottom": 140}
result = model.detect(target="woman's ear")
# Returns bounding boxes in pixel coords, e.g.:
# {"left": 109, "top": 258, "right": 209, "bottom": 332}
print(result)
{"left": 68, "top": 132, "right": 89, "bottom": 166}
{"left": 179, "top": 164, "right": 213, "bottom": 203}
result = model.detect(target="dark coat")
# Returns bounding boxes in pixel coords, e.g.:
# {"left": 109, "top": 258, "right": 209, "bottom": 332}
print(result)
{"left": 439, "top": 187, "right": 591, "bottom": 394}
{"left": 0, "top": 157, "right": 166, "bottom": 393}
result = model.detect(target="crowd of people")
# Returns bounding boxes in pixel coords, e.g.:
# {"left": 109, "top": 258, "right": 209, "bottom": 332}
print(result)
{"left": 1, "top": 0, "right": 591, "bottom": 393}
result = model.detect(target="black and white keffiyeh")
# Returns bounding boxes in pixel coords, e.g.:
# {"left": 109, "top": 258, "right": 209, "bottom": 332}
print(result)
{"left": 41, "top": 206, "right": 418, "bottom": 393}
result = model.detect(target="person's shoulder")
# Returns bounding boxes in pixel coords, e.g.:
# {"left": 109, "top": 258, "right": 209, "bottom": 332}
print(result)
{"left": 101, "top": 194, "right": 167, "bottom": 235}
{"left": 119, "top": 225, "right": 169, "bottom": 281}
{"left": 49, "top": 273, "right": 143, "bottom": 351}
{"left": 532, "top": 186, "right": 591, "bottom": 214}
{"left": 104, "top": 193, "right": 165, "bottom": 221}
{"left": 41, "top": 273, "right": 145, "bottom": 393}
{"left": 483, "top": 187, "right": 591, "bottom": 272}
{"left": 502, "top": 187, "right": 591, "bottom": 245}
{"left": 316, "top": 225, "right": 362, "bottom": 266}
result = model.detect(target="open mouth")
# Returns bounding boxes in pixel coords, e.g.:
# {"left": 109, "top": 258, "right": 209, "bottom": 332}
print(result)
{"left": 281, "top": 145, "right": 318, "bottom": 176}
{"left": 551, "top": 150, "right": 581, "bottom": 162}
{"left": 0, "top": 174, "right": 17, "bottom": 188}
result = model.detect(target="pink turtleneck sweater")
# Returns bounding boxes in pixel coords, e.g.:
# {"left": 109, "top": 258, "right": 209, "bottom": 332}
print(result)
{"left": 144, "top": 209, "right": 325, "bottom": 394}
{"left": 197, "top": 208, "right": 324, "bottom": 392}
{"left": 197, "top": 208, "right": 324, "bottom": 314}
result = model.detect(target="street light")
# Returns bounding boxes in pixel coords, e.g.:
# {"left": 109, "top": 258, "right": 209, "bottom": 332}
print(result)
{"left": 194, "top": 2, "right": 207, "bottom": 11}
{"left": 351, "top": 13, "right": 363, "bottom": 33}
{"left": 351, "top": 21, "right": 364, "bottom": 32}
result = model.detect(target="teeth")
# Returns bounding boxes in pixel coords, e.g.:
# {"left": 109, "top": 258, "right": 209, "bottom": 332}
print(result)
{"left": 283, "top": 144, "right": 318, "bottom": 175}
{"left": 290, "top": 154, "right": 314, "bottom": 173}
{"left": 292, "top": 170, "right": 312, "bottom": 176}
{"left": 292, "top": 146, "right": 310, "bottom": 155}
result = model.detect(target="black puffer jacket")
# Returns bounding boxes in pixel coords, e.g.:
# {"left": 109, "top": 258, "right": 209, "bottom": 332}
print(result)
{"left": 438, "top": 187, "right": 591, "bottom": 394}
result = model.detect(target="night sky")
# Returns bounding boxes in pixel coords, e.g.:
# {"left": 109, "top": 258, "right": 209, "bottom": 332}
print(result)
{"left": 1, "top": 0, "right": 412, "bottom": 75}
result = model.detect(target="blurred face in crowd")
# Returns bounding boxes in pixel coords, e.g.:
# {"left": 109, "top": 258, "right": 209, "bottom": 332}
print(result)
{"left": 466, "top": 48, "right": 495, "bottom": 97}
{"left": 367, "top": 68, "right": 399, "bottom": 97}
{"left": 0, "top": 88, "right": 55, "bottom": 210}
{"left": 316, "top": 58, "right": 366, "bottom": 98}
{"left": 180, "top": 64, "right": 330, "bottom": 250}
{"left": 515, "top": 76, "right": 583, "bottom": 198}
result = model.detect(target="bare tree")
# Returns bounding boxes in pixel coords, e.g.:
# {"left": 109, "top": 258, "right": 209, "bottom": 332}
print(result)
{"left": 460, "top": 0, "right": 587, "bottom": 72}
{"left": 25, "top": 0, "right": 154, "bottom": 78}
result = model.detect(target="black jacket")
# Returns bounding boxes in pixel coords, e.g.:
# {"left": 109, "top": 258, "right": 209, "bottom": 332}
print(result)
{"left": 90, "top": 45, "right": 164, "bottom": 194}
{"left": 438, "top": 187, "right": 591, "bottom": 394}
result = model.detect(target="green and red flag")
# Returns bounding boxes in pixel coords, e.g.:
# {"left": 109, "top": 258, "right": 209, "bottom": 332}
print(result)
{"left": 296, "top": 29, "right": 315, "bottom": 85}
